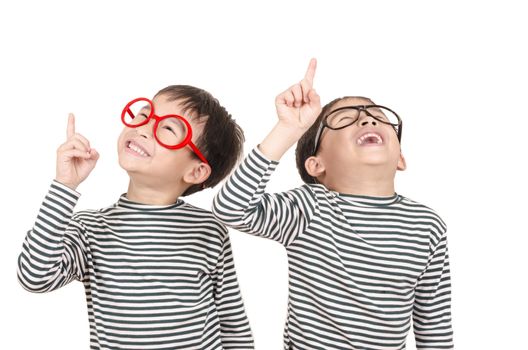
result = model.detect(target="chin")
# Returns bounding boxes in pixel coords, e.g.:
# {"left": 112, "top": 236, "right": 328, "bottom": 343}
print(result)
{"left": 118, "top": 160, "right": 134, "bottom": 173}
{"left": 118, "top": 155, "right": 145, "bottom": 173}
{"left": 360, "top": 159, "right": 396, "bottom": 168}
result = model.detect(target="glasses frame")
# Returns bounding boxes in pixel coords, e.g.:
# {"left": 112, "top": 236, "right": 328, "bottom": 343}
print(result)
{"left": 312, "top": 104, "right": 403, "bottom": 155}
{"left": 121, "top": 97, "right": 208, "bottom": 164}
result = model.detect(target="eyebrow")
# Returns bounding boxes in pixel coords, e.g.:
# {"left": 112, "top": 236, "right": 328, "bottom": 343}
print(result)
{"left": 164, "top": 118, "right": 180, "bottom": 125}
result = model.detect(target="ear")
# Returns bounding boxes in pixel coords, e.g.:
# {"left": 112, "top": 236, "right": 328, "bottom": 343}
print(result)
{"left": 183, "top": 162, "right": 212, "bottom": 185}
{"left": 397, "top": 152, "right": 407, "bottom": 171}
{"left": 305, "top": 156, "right": 326, "bottom": 179}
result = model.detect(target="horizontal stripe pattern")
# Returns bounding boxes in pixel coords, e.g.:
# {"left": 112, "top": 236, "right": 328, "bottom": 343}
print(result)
{"left": 18, "top": 181, "right": 254, "bottom": 349}
{"left": 213, "top": 148, "right": 453, "bottom": 349}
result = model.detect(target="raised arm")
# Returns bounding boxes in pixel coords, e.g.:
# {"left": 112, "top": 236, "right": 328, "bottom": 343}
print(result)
{"left": 213, "top": 59, "right": 322, "bottom": 246}
{"left": 17, "top": 114, "right": 98, "bottom": 292}
{"left": 17, "top": 181, "right": 88, "bottom": 292}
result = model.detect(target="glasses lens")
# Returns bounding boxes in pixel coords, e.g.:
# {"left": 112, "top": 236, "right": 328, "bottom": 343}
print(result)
{"left": 123, "top": 99, "right": 152, "bottom": 126}
{"left": 326, "top": 108, "right": 360, "bottom": 128}
{"left": 364, "top": 106, "right": 400, "bottom": 126}
{"left": 326, "top": 106, "right": 400, "bottom": 129}
{"left": 155, "top": 116, "right": 188, "bottom": 147}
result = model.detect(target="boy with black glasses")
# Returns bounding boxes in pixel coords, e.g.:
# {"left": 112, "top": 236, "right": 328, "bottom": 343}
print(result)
{"left": 213, "top": 60, "right": 453, "bottom": 349}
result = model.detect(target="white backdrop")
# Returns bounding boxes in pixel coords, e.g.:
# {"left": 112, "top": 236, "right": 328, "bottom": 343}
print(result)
{"left": 1, "top": 1, "right": 527, "bottom": 349}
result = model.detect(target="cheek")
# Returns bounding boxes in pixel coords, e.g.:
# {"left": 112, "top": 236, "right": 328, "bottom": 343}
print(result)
{"left": 153, "top": 147, "right": 184, "bottom": 167}
{"left": 385, "top": 132, "right": 401, "bottom": 151}
{"left": 320, "top": 133, "right": 346, "bottom": 156}
{"left": 150, "top": 152, "right": 190, "bottom": 180}
{"left": 333, "top": 132, "right": 354, "bottom": 151}
{"left": 117, "top": 128, "right": 130, "bottom": 145}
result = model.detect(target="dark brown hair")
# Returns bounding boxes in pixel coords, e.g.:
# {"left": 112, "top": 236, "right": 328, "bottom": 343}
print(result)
{"left": 155, "top": 85, "right": 244, "bottom": 196}
{"left": 295, "top": 96, "right": 374, "bottom": 184}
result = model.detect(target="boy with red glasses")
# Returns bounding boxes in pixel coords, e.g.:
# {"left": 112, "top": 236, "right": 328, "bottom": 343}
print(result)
{"left": 18, "top": 85, "right": 254, "bottom": 349}
{"left": 213, "top": 60, "right": 453, "bottom": 349}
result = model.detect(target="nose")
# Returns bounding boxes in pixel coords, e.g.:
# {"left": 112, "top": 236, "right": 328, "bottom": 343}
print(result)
{"left": 358, "top": 111, "right": 378, "bottom": 127}
{"left": 136, "top": 119, "right": 156, "bottom": 138}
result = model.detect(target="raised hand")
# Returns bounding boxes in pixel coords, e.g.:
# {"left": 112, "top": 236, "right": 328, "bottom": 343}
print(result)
{"left": 275, "top": 58, "right": 321, "bottom": 130}
{"left": 55, "top": 114, "right": 99, "bottom": 190}
{"left": 259, "top": 59, "right": 323, "bottom": 161}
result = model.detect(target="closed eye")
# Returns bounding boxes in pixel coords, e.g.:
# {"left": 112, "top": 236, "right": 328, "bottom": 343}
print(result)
{"left": 162, "top": 125, "right": 177, "bottom": 135}
{"left": 338, "top": 116, "right": 354, "bottom": 122}
{"left": 136, "top": 112, "right": 149, "bottom": 120}
{"left": 332, "top": 115, "right": 357, "bottom": 127}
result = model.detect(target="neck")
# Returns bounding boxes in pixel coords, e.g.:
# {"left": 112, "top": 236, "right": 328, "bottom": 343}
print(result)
{"left": 321, "top": 165, "right": 396, "bottom": 196}
{"left": 125, "top": 176, "right": 185, "bottom": 205}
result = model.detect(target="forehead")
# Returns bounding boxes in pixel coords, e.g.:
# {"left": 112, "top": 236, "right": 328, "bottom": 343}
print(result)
{"left": 324, "top": 97, "right": 377, "bottom": 120}
{"left": 151, "top": 95, "right": 191, "bottom": 116}
{"left": 330, "top": 97, "right": 375, "bottom": 111}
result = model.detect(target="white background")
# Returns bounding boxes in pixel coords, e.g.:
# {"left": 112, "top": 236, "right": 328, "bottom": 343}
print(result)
{"left": 1, "top": 1, "right": 527, "bottom": 349}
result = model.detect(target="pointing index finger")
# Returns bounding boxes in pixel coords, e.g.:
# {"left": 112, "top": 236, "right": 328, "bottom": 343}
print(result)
{"left": 67, "top": 113, "right": 75, "bottom": 139}
{"left": 303, "top": 58, "right": 317, "bottom": 87}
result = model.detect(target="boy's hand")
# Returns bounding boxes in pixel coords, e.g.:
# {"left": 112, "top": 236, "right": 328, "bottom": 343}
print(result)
{"left": 55, "top": 114, "right": 99, "bottom": 190}
{"left": 259, "top": 59, "right": 322, "bottom": 161}
{"left": 275, "top": 58, "right": 321, "bottom": 132}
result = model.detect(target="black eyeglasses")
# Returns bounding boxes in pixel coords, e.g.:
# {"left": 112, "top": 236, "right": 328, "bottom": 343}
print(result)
{"left": 312, "top": 105, "right": 403, "bottom": 155}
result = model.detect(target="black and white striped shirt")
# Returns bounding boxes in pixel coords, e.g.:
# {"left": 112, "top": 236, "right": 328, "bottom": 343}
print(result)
{"left": 212, "top": 148, "right": 453, "bottom": 350}
{"left": 18, "top": 181, "right": 254, "bottom": 350}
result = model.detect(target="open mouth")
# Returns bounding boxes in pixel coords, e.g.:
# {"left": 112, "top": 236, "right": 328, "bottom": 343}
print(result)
{"left": 126, "top": 140, "right": 150, "bottom": 157}
{"left": 357, "top": 132, "right": 383, "bottom": 145}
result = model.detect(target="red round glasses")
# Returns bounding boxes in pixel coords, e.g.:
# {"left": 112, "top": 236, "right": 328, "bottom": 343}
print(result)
{"left": 121, "top": 97, "right": 208, "bottom": 164}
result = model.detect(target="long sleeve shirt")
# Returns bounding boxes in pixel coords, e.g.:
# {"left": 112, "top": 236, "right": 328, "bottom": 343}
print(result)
{"left": 212, "top": 148, "right": 453, "bottom": 350}
{"left": 18, "top": 180, "right": 254, "bottom": 350}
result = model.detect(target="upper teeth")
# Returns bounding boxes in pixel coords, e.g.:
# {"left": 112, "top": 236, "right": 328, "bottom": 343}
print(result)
{"left": 128, "top": 142, "right": 148, "bottom": 156}
{"left": 357, "top": 133, "right": 382, "bottom": 145}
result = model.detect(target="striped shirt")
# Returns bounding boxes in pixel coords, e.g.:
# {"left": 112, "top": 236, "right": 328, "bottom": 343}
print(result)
{"left": 18, "top": 181, "right": 254, "bottom": 350}
{"left": 212, "top": 148, "right": 453, "bottom": 350}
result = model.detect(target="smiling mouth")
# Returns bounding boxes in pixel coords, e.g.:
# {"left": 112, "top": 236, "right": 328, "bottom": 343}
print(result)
{"left": 126, "top": 141, "right": 150, "bottom": 157}
{"left": 357, "top": 132, "right": 383, "bottom": 145}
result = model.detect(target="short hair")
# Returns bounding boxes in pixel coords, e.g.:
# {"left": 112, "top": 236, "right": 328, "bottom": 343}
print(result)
{"left": 295, "top": 96, "right": 374, "bottom": 184}
{"left": 155, "top": 85, "right": 244, "bottom": 196}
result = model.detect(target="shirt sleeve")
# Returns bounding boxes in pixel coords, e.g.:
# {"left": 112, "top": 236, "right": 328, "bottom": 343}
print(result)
{"left": 17, "top": 180, "right": 89, "bottom": 293}
{"left": 213, "top": 231, "right": 254, "bottom": 349}
{"left": 212, "top": 147, "right": 316, "bottom": 246}
{"left": 413, "top": 232, "right": 454, "bottom": 349}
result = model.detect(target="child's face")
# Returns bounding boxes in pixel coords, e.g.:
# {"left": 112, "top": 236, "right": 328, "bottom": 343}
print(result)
{"left": 311, "top": 97, "right": 405, "bottom": 180}
{"left": 117, "top": 94, "right": 208, "bottom": 189}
